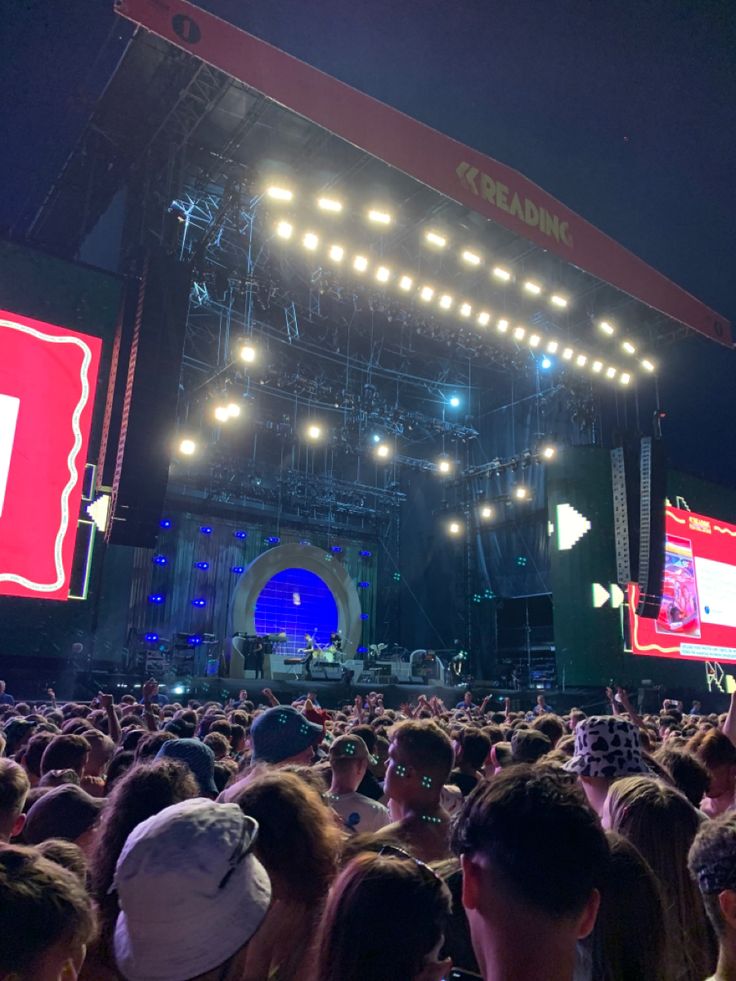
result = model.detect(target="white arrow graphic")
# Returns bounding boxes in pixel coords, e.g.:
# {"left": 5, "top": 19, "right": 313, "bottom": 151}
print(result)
{"left": 556, "top": 503, "right": 592, "bottom": 551}
{"left": 86, "top": 494, "right": 110, "bottom": 533}
{"left": 610, "top": 583, "right": 625, "bottom": 609}
{"left": 592, "top": 583, "right": 610, "bottom": 607}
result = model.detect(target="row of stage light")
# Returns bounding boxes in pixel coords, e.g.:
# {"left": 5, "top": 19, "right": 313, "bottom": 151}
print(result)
{"left": 263, "top": 184, "right": 657, "bottom": 380}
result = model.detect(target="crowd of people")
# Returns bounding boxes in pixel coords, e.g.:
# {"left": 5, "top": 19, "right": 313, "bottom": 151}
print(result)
{"left": 1, "top": 676, "right": 736, "bottom": 980}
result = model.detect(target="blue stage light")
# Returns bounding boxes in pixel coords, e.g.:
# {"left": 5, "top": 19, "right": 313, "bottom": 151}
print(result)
{"left": 359, "top": 550, "right": 372, "bottom": 558}
{"left": 358, "top": 581, "right": 370, "bottom": 589}
{"left": 234, "top": 530, "right": 247, "bottom": 540}
{"left": 200, "top": 526, "right": 212, "bottom": 535}
{"left": 160, "top": 519, "right": 172, "bottom": 529}
{"left": 144, "top": 632, "right": 159, "bottom": 643}
{"left": 541, "top": 357, "right": 552, "bottom": 370}
{"left": 191, "top": 597, "right": 206, "bottom": 607}
{"left": 331, "top": 545, "right": 343, "bottom": 554}
{"left": 372, "top": 434, "right": 381, "bottom": 443}
{"left": 299, "top": 539, "right": 312, "bottom": 546}
{"left": 231, "top": 566, "right": 245, "bottom": 574}
{"left": 357, "top": 645, "right": 368, "bottom": 654}
{"left": 188, "top": 635, "right": 202, "bottom": 646}
{"left": 148, "top": 594, "right": 165, "bottom": 605}
{"left": 360, "top": 613, "right": 369, "bottom": 620}
{"left": 152, "top": 555, "right": 168, "bottom": 566}
{"left": 194, "top": 561, "right": 209, "bottom": 570}
{"left": 267, "top": 536, "right": 281, "bottom": 545}
{"left": 449, "top": 395, "right": 461, "bottom": 408}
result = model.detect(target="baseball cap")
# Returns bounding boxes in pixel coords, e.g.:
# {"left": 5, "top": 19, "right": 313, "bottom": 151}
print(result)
{"left": 329, "top": 734, "right": 373, "bottom": 764}
{"left": 563, "top": 716, "right": 651, "bottom": 779}
{"left": 250, "top": 706, "right": 323, "bottom": 764}
{"left": 113, "top": 798, "right": 271, "bottom": 981}
{"left": 155, "top": 738, "right": 218, "bottom": 796}
{"left": 24, "top": 784, "right": 105, "bottom": 845}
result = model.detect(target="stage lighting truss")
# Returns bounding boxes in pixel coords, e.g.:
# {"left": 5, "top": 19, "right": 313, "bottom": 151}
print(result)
{"left": 267, "top": 212, "right": 656, "bottom": 384}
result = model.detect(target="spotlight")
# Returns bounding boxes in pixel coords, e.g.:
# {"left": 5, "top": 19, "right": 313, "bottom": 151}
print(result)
{"left": 276, "top": 220, "right": 293, "bottom": 240}
{"left": 448, "top": 395, "right": 461, "bottom": 408}
{"left": 497, "top": 318, "right": 509, "bottom": 332}
{"left": 368, "top": 208, "right": 391, "bottom": 225}
{"left": 513, "top": 326, "right": 526, "bottom": 341}
{"left": 619, "top": 372, "right": 631, "bottom": 386}
{"left": 550, "top": 294, "right": 568, "bottom": 308}
{"left": 375, "top": 265, "right": 390, "bottom": 283}
{"left": 375, "top": 443, "right": 391, "bottom": 460}
{"left": 420, "top": 286, "right": 435, "bottom": 302}
{"left": 540, "top": 357, "right": 552, "bottom": 370}
{"left": 437, "top": 458, "right": 453, "bottom": 475}
{"left": 425, "top": 230, "right": 447, "bottom": 248}
{"left": 546, "top": 340, "right": 559, "bottom": 354}
{"left": 439, "top": 294, "right": 453, "bottom": 310}
{"left": 178, "top": 438, "right": 196, "bottom": 456}
{"left": 605, "top": 366, "right": 617, "bottom": 379}
{"left": 239, "top": 344, "right": 256, "bottom": 363}
{"left": 448, "top": 520, "right": 463, "bottom": 535}
{"left": 459, "top": 302, "right": 472, "bottom": 318}
{"left": 462, "top": 249, "right": 481, "bottom": 265}
{"left": 492, "top": 266, "right": 511, "bottom": 282}
{"left": 399, "top": 275, "right": 413, "bottom": 291}
{"left": 528, "top": 334, "right": 541, "bottom": 348}
{"left": 592, "top": 360, "right": 603, "bottom": 373}
{"left": 477, "top": 311, "right": 490, "bottom": 327}
{"left": 266, "top": 185, "right": 293, "bottom": 202}
{"left": 541, "top": 445, "right": 556, "bottom": 460}
{"left": 599, "top": 320, "right": 615, "bottom": 335}
{"left": 226, "top": 402, "right": 241, "bottom": 418}
{"left": 514, "top": 486, "right": 529, "bottom": 500}
{"left": 562, "top": 347, "right": 574, "bottom": 361}
{"left": 353, "top": 255, "right": 369, "bottom": 272}
{"left": 576, "top": 354, "right": 588, "bottom": 367}
{"left": 306, "top": 423, "right": 322, "bottom": 441}
{"left": 480, "top": 505, "right": 494, "bottom": 520}
{"left": 371, "top": 433, "right": 381, "bottom": 443}
{"left": 328, "top": 244, "right": 344, "bottom": 262}
{"left": 302, "top": 232, "right": 319, "bottom": 251}
{"left": 523, "top": 281, "right": 542, "bottom": 295}
{"left": 641, "top": 359, "right": 655, "bottom": 373}
{"left": 622, "top": 341, "right": 637, "bottom": 355}
{"left": 214, "top": 405, "right": 230, "bottom": 423}
{"left": 317, "top": 196, "right": 343, "bottom": 212}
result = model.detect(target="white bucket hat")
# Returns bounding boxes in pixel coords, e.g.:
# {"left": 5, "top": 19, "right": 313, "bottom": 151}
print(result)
{"left": 113, "top": 798, "right": 271, "bottom": 981}
{"left": 563, "top": 716, "right": 651, "bottom": 780}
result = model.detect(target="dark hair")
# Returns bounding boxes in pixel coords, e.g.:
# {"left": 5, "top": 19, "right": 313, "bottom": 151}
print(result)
{"left": 203, "top": 731, "right": 231, "bottom": 759}
{"left": 41, "top": 735, "right": 89, "bottom": 776}
{"left": 531, "top": 713, "right": 566, "bottom": 747}
{"left": 695, "top": 729, "right": 736, "bottom": 769}
{"left": 351, "top": 724, "right": 377, "bottom": 754}
{"left": 452, "top": 765, "right": 609, "bottom": 918}
{"left": 36, "top": 838, "right": 89, "bottom": 884}
{"left": 311, "top": 852, "right": 452, "bottom": 981}
{"left": 455, "top": 728, "right": 491, "bottom": 770}
{"left": 689, "top": 812, "right": 736, "bottom": 938}
{"left": 133, "top": 730, "right": 176, "bottom": 762}
{"left": 120, "top": 728, "right": 147, "bottom": 753}
{"left": 21, "top": 731, "right": 56, "bottom": 779}
{"left": 654, "top": 747, "right": 710, "bottom": 807}
{"left": 0, "top": 846, "right": 96, "bottom": 976}
{"left": 89, "top": 759, "right": 199, "bottom": 948}
{"left": 104, "top": 751, "right": 135, "bottom": 792}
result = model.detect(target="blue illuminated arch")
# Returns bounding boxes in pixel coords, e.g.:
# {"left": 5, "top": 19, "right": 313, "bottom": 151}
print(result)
{"left": 254, "top": 567, "right": 338, "bottom": 656}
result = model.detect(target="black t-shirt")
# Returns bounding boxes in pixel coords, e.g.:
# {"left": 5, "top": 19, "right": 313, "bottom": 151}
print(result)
{"left": 450, "top": 769, "right": 479, "bottom": 797}
{"left": 357, "top": 770, "right": 384, "bottom": 801}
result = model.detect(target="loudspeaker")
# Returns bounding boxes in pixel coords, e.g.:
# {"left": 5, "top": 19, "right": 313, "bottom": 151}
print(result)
{"left": 107, "top": 250, "right": 191, "bottom": 546}
{"left": 636, "top": 436, "right": 667, "bottom": 618}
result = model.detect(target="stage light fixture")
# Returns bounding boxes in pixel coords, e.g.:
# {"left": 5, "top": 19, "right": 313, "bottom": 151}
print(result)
{"left": 641, "top": 359, "right": 655, "bottom": 372}
{"left": 420, "top": 286, "right": 435, "bottom": 302}
{"left": 477, "top": 311, "right": 490, "bottom": 327}
{"left": 302, "top": 231, "right": 319, "bottom": 251}
{"left": 541, "top": 357, "right": 552, "bottom": 370}
{"left": 576, "top": 354, "right": 587, "bottom": 367}
{"left": 480, "top": 505, "right": 494, "bottom": 520}
{"left": 439, "top": 294, "right": 453, "bottom": 310}
{"left": 448, "top": 520, "right": 463, "bottom": 535}
{"left": 371, "top": 433, "right": 381, "bottom": 443}
{"left": 514, "top": 486, "right": 529, "bottom": 500}
{"left": 328, "top": 244, "right": 344, "bottom": 262}
{"left": 546, "top": 340, "right": 559, "bottom": 353}
{"left": 317, "top": 196, "right": 343, "bottom": 212}
{"left": 619, "top": 372, "right": 631, "bottom": 385}
{"left": 399, "top": 275, "right": 413, "bottom": 291}
{"left": 513, "top": 326, "right": 526, "bottom": 341}
{"left": 449, "top": 395, "right": 461, "bottom": 408}
{"left": 266, "top": 185, "right": 293, "bottom": 202}
{"left": 368, "top": 208, "right": 391, "bottom": 225}
{"left": 622, "top": 341, "right": 636, "bottom": 355}
{"left": 541, "top": 445, "right": 556, "bottom": 459}
{"left": 214, "top": 405, "right": 230, "bottom": 423}
{"left": 462, "top": 249, "right": 481, "bottom": 265}
{"left": 605, "top": 366, "right": 617, "bottom": 379}
{"left": 529, "top": 333, "right": 541, "bottom": 348}
{"left": 562, "top": 347, "right": 574, "bottom": 361}
{"left": 375, "top": 443, "right": 391, "bottom": 459}
{"left": 353, "top": 254, "right": 369, "bottom": 272}
{"left": 550, "top": 294, "right": 568, "bottom": 308}
{"left": 375, "top": 265, "right": 390, "bottom": 283}
{"left": 239, "top": 343, "right": 257, "bottom": 363}
{"left": 178, "top": 438, "right": 196, "bottom": 456}
{"left": 276, "top": 220, "right": 293, "bottom": 240}
{"left": 306, "top": 423, "right": 322, "bottom": 440}
{"left": 523, "top": 280, "right": 542, "bottom": 295}
{"left": 493, "top": 266, "right": 511, "bottom": 282}
{"left": 425, "top": 230, "right": 447, "bottom": 248}
{"left": 599, "top": 320, "right": 615, "bottom": 335}
{"left": 226, "top": 403, "right": 241, "bottom": 418}
{"left": 437, "top": 458, "right": 453, "bottom": 474}
{"left": 592, "top": 360, "right": 603, "bottom": 373}
{"left": 497, "top": 318, "right": 509, "bottom": 332}
{"left": 459, "top": 302, "right": 472, "bottom": 318}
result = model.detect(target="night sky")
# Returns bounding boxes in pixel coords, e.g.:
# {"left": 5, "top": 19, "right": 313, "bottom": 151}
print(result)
{"left": 2, "top": 0, "right": 735, "bottom": 482}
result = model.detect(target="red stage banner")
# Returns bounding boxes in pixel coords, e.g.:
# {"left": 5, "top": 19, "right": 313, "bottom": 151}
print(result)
{"left": 630, "top": 507, "right": 736, "bottom": 663}
{"left": 116, "top": 0, "right": 731, "bottom": 346}
{"left": 0, "top": 310, "right": 101, "bottom": 600}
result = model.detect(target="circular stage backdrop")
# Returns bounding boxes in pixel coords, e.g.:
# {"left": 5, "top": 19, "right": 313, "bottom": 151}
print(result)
{"left": 230, "top": 544, "right": 363, "bottom": 657}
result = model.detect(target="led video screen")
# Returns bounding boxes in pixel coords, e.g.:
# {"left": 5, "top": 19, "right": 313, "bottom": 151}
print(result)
{"left": 0, "top": 309, "right": 101, "bottom": 600}
{"left": 630, "top": 506, "right": 736, "bottom": 662}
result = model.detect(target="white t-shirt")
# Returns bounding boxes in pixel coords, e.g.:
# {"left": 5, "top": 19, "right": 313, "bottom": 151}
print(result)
{"left": 327, "top": 791, "right": 390, "bottom": 833}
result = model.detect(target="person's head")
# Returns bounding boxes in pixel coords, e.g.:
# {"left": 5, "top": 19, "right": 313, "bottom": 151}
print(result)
{"left": 0, "top": 680, "right": 5, "bottom": 694}
{"left": 40, "top": 734, "right": 90, "bottom": 778}
{"left": 453, "top": 728, "right": 491, "bottom": 771}
{"left": 105, "top": 750, "right": 135, "bottom": 792}
{"left": 0, "top": 845, "right": 96, "bottom": 980}
{"left": 203, "top": 731, "right": 230, "bottom": 761}
{"left": 604, "top": 775, "right": 714, "bottom": 980}
{"left": 312, "top": 851, "right": 452, "bottom": 981}
{"left": 463, "top": 691, "right": 473, "bottom": 705}
{"left": 20, "top": 730, "right": 55, "bottom": 784}
{"left": 591, "top": 831, "right": 668, "bottom": 981}
{"left": 689, "top": 812, "right": 736, "bottom": 944}
{"left": 453, "top": 766, "right": 609, "bottom": 976}
{"left": 2, "top": 717, "right": 36, "bottom": 757}
{"left": 563, "top": 716, "right": 651, "bottom": 814}
{"left": 350, "top": 724, "right": 377, "bottom": 755}
{"left": 24, "top": 784, "right": 105, "bottom": 856}
{"left": 249, "top": 705, "right": 323, "bottom": 766}
{"left": 113, "top": 799, "right": 271, "bottom": 981}
{"left": 654, "top": 746, "right": 710, "bottom": 807}
{"left": 89, "top": 758, "right": 199, "bottom": 942}
{"left": 133, "top": 730, "right": 176, "bottom": 762}
{"left": 385, "top": 720, "right": 454, "bottom": 807}
{"left": 694, "top": 728, "right": 736, "bottom": 798}
{"left": 38, "top": 768, "right": 81, "bottom": 789}
{"left": 531, "top": 713, "right": 565, "bottom": 747}
{"left": 0, "top": 758, "right": 30, "bottom": 841}
{"left": 329, "top": 734, "right": 373, "bottom": 792}
{"left": 510, "top": 728, "right": 551, "bottom": 764}
{"left": 155, "top": 738, "right": 218, "bottom": 797}
{"left": 36, "top": 838, "right": 89, "bottom": 884}
{"left": 233, "top": 769, "right": 340, "bottom": 904}
{"left": 82, "top": 730, "right": 115, "bottom": 778}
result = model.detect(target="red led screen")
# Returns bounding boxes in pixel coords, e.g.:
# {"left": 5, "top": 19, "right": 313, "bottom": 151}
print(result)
{"left": 0, "top": 309, "right": 101, "bottom": 600}
{"left": 630, "top": 507, "right": 736, "bottom": 663}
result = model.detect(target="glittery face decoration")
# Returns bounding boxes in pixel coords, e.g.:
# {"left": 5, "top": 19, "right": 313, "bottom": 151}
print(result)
{"left": 421, "top": 775, "right": 433, "bottom": 789}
